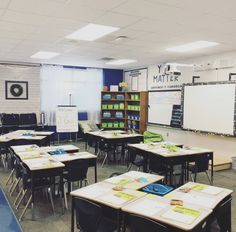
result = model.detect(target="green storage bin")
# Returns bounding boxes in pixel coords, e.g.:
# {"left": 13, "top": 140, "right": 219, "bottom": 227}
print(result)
{"left": 107, "top": 122, "right": 113, "bottom": 128}
{"left": 119, "top": 103, "right": 124, "bottom": 109}
{"left": 119, "top": 122, "right": 125, "bottom": 128}
{"left": 102, "top": 122, "right": 107, "bottom": 128}
{"left": 114, "top": 104, "right": 119, "bottom": 109}
{"left": 134, "top": 105, "right": 140, "bottom": 111}
{"left": 102, "top": 104, "right": 108, "bottom": 109}
{"left": 131, "top": 94, "right": 135, "bottom": 100}
{"left": 108, "top": 104, "right": 113, "bottom": 109}
{"left": 134, "top": 94, "right": 139, "bottom": 100}
{"left": 113, "top": 122, "right": 119, "bottom": 128}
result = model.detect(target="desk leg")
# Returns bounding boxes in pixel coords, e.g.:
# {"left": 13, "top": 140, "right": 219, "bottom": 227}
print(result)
{"left": 95, "top": 161, "right": 97, "bottom": 183}
{"left": 31, "top": 174, "right": 35, "bottom": 220}
{"left": 71, "top": 197, "right": 75, "bottom": 232}
{"left": 211, "top": 153, "right": 214, "bottom": 185}
{"left": 117, "top": 210, "right": 121, "bottom": 232}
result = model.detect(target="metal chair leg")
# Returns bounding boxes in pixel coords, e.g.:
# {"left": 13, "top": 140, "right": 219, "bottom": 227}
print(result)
{"left": 205, "top": 171, "right": 212, "bottom": 185}
{"left": 63, "top": 183, "right": 68, "bottom": 210}
{"left": 48, "top": 187, "right": 55, "bottom": 214}
{"left": 101, "top": 152, "right": 108, "bottom": 167}
{"left": 14, "top": 187, "right": 23, "bottom": 205}
{"left": 19, "top": 194, "right": 32, "bottom": 221}
{"left": 6, "top": 169, "right": 15, "bottom": 185}
{"left": 10, "top": 178, "right": 21, "bottom": 196}
{"left": 16, "top": 189, "right": 28, "bottom": 210}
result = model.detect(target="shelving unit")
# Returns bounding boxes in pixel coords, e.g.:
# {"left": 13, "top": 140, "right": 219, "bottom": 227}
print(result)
{"left": 125, "top": 91, "right": 148, "bottom": 134}
{"left": 101, "top": 91, "right": 148, "bottom": 134}
{"left": 101, "top": 91, "right": 126, "bottom": 129}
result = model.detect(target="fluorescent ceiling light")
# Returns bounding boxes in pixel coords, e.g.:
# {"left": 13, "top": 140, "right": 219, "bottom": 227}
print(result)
{"left": 66, "top": 23, "right": 120, "bottom": 41}
{"left": 30, "top": 51, "right": 60, "bottom": 59}
{"left": 106, "top": 59, "right": 137, "bottom": 65}
{"left": 166, "top": 40, "right": 219, "bottom": 52}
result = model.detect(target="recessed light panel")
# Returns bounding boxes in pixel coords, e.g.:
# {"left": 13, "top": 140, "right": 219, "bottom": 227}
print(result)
{"left": 167, "top": 41, "right": 219, "bottom": 52}
{"left": 106, "top": 59, "right": 137, "bottom": 65}
{"left": 66, "top": 23, "right": 120, "bottom": 41}
{"left": 30, "top": 51, "right": 60, "bottom": 59}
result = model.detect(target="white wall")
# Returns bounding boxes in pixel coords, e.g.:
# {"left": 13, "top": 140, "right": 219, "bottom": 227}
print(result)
{"left": 0, "top": 64, "right": 41, "bottom": 118}
{"left": 147, "top": 51, "right": 236, "bottom": 160}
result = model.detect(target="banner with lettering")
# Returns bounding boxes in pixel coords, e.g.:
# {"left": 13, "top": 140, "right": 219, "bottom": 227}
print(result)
{"left": 148, "top": 64, "right": 193, "bottom": 90}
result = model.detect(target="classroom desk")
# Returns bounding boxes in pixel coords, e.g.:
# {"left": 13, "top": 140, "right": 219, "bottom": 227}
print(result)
{"left": 165, "top": 182, "right": 233, "bottom": 231}
{"left": 70, "top": 171, "right": 232, "bottom": 232}
{"left": 70, "top": 171, "right": 163, "bottom": 232}
{"left": 0, "top": 130, "right": 53, "bottom": 147}
{"left": 70, "top": 182, "right": 146, "bottom": 232}
{"left": 128, "top": 144, "right": 214, "bottom": 185}
{"left": 12, "top": 145, "right": 97, "bottom": 183}
{"left": 104, "top": 171, "right": 164, "bottom": 190}
{"left": 122, "top": 193, "right": 212, "bottom": 232}
{"left": 23, "top": 157, "right": 65, "bottom": 220}
{"left": 87, "top": 130, "right": 143, "bottom": 156}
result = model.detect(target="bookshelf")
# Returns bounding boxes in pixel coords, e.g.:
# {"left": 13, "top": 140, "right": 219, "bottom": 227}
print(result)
{"left": 101, "top": 91, "right": 148, "bottom": 134}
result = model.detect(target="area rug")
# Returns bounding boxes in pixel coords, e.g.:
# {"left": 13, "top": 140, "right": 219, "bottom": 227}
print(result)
{"left": 0, "top": 185, "right": 22, "bottom": 232}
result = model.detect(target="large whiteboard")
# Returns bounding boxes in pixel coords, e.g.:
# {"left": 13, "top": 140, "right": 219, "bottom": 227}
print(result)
{"left": 148, "top": 91, "right": 181, "bottom": 125}
{"left": 183, "top": 83, "right": 236, "bottom": 135}
{"left": 56, "top": 106, "right": 78, "bottom": 133}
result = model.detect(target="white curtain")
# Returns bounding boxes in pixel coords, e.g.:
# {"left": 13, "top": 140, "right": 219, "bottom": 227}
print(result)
{"left": 40, "top": 64, "right": 103, "bottom": 125}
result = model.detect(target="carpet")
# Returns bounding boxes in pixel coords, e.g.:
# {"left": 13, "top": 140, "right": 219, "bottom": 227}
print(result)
{"left": 0, "top": 185, "right": 22, "bottom": 232}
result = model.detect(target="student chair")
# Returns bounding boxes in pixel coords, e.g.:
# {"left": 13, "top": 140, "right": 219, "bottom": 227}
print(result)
{"left": 17, "top": 164, "right": 57, "bottom": 221}
{"left": 19, "top": 113, "right": 37, "bottom": 129}
{"left": 127, "top": 148, "right": 145, "bottom": 171}
{"left": 187, "top": 153, "right": 212, "bottom": 184}
{"left": 63, "top": 159, "right": 89, "bottom": 209}
{"left": 74, "top": 197, "right": 117, "bottom": 232}
{"left": 128, "top": 213, "right": 168, "bottom": 232}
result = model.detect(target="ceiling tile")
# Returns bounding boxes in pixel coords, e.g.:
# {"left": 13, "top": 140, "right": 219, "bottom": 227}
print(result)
{"left": 2, "top": 10, "right": 47, "bottom": 26}
{"left": 92, "top": 12, "right": 142, "bottom": 28}
{"left": 0, "top": 0, "right": 10, "bottom": 8}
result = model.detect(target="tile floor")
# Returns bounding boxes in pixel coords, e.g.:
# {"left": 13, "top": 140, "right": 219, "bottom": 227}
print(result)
{"left": 0, "top": 142, "right": 235, "bottom": 232}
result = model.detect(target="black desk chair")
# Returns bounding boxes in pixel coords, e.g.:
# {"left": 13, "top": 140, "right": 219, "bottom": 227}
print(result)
{"left": 63, "top": 159, "right": 89, "bottom": 209}
{"left": 129, "top": 213, "right": 168, "bottom": 232}
{"left": 17, "top": 164, "right": 57, "bottom": 221}
{"left": 188, "top": 153, "right": 212, "bottom": 184}
{"left": 127, "top": 148, "right": 144, "bottom": 171}
{"left": 74, "top": 197, "right": 116, "bottom": 232}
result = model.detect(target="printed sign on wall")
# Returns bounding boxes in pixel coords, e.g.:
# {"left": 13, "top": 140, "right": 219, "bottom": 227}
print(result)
{"left": 125, "top": 68, "right": 147, "bottom": 91}
{"left": 148, "top": 64, "right": 193, "bottom": 90}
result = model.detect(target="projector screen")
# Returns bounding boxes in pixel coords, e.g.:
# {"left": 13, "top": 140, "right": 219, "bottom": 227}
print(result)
{"left": 148, "top": 91, "right": 181, "bottom": 126}
{"left": 183, "top": 83, "right": 236, "bottom": 135}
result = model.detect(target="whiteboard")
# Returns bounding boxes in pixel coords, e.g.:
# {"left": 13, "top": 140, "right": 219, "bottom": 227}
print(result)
{"left": 183, "top": 83, "right": 235, "bottom": 135}
{"left": 148, "top": 91, "right": 181, "bottom": 125}
{"left": 56, "top": 106, "right": 78, "bottom": 133}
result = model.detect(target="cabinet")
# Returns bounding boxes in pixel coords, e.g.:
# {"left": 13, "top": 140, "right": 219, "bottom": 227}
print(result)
{"left": 101, "top": 91, "right": 148, "bottom": 134}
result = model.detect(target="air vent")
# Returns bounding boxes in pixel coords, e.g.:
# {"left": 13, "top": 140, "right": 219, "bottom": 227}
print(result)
{"left": 99, "top": 57, "right": 115, "bottom": 62}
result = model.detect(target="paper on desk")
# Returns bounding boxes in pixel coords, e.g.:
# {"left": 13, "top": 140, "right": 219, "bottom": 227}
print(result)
{"left": 181, "top": 194, "right": 215, "bottom": 208}
{"left": 129, "top": 199, "right": 168, "bottom": 216}
{"left": 106, "top": 176, "right": 133, "bottom": 185}
{"left": 161, "top": 206, "right": 201, "bottom": 225}
{"left": 78, "top": 185, "right": 111, "bottom": 198}
{"left": 125, "top": 171, "right": 153, "bottom": 179}
{"left": 99, "top": 191, "right": 136, "bottom": 205}
{"left": 191, "top": 184, "right": 222, "bottom": 195}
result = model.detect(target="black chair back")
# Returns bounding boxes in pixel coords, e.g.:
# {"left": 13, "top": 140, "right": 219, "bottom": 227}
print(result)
{"left": 129, "top": 213, "right": 168, "bottom": 232}
{"left": 64, "top": 159, "right": 88, "bottom": 182}
{"left": 128, "top": 148, "right": 138, "bottom": 164}
{"left": 192, "top": 153, "right": 211, "bottom": 173}
{"left": 19, "top": 113, "right": 37, "bottom": 125}
{"left": 75, "top": 197, "right": 102, "bottom": 232}
{"left": 148, "top": 155, "right": 165, "bottom": 174}
{"left": 2, "top": 113, "right": 19, "bottom": 126}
